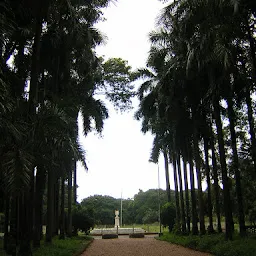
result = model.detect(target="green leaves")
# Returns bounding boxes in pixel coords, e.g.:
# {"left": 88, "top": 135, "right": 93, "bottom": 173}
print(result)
{"left": 100, "top": 58, "right": 136, "bottom": 112}
{"left": 2, "top": 147, "right": 33, "bottom": 194}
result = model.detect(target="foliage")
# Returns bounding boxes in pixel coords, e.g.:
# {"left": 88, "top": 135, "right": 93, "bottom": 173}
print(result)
{"left": 133, "top": 189, "right": 168, "bottom": 224}
{"left": 32, "top": 236, "right": 93, "bottom": 256}
{"left": 81, "top": 189, "right": 170, "bottom": 226}
{"left": 158, "top": 232, "right": 256, "bottom": 256}
{"left": 81, "top": 195, "right": 119, "bottom": 225}
{"left": 72, "top": 205, "right": 95, "bottom": 234}
{"left": 136, "top": 0, "right": 256, "bottom": 239}
{"left": 161, "top": 202, "right": 176, "bottom": 232}
{"left": 100, "top": 58, "right": 136, "bottom": 111}
{"left": 0, "top": 0, "right": 138, "bottom": 252}
{"left": 142, "top": 208, "right": 158, "bottom": 224}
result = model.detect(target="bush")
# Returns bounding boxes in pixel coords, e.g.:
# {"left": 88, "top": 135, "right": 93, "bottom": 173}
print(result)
{"left": 33, "top": 236, "right": 93, "bottom": 256}
{"left": 158, "top": 232, "right": 256, "bottom": 256}
{"left": 129, "top": 233, "right": 145, "bottom": 238}
{"left": 161, "top": 203, "right": 176, "bottom": 232}
{"left": 212, "top": 238, "right": 256, "bottom": 256}
{"left": 102, "top": 234, "right": 118, "bottom": 239}
{"left": 72, "top": 205, "right": 94, "bottom": 234}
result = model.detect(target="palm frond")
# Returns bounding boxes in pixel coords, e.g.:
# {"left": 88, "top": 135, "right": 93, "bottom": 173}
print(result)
{"left": 2, "top": 147, "right": 34, "bottom": 194}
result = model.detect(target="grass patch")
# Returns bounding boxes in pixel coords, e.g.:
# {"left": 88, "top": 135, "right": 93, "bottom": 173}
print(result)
{"left": 33, "top": 235, "right": 93, "bottom": 256}
{"left": 0, "top": 238, "right": 4, "bottom": 254}
{"left": 158, "top": 232, "right": 256, "bottom": 256}
{"left": 122, "top": 223, "right": 161, "bottom": 233}
{"left": 141, "top": 223, "right": 161, "bottom": 233}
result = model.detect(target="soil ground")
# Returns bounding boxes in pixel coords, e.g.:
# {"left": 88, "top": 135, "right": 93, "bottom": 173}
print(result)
{"left": 81, "top": 235, "right": 212, "bottom": 256}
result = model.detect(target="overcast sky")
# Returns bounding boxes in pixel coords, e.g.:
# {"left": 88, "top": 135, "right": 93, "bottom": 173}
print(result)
{"left": 76, "top": 0, "right": 170, "bottom": 201}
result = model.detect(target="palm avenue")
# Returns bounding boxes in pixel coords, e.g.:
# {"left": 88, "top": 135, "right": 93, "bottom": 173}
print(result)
{"left": 0, "top": 0, "right": 134, "bottom": 254}
{"left": 136, "top": 0, "right": 256, "bottom": 240}
{"left": 0, "top": 0, "right": 256, "bottom": 255}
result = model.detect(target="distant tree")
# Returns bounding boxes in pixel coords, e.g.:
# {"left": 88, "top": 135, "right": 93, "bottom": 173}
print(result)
{"left": 161, "top": 202, "right": 176, "bottom": 232}
{"left": 72, "top": 205, "right": 95, "bottom": 235}
{"left": 81, "top": 195, "right": 119, "bottom": 225}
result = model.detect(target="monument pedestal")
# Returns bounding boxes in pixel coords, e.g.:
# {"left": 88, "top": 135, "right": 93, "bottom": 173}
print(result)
{"left": 115, "top": 217, "right": 120, "bottom": 228}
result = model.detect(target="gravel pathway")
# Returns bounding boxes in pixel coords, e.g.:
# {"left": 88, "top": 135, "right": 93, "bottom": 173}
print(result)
{"left": 81, "top": 236, "right": 212, "bottom": 256}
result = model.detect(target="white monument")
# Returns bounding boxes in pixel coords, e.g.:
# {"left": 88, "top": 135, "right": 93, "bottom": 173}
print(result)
{"left": 114, "top": 210, "right": 120, "bottom": 228}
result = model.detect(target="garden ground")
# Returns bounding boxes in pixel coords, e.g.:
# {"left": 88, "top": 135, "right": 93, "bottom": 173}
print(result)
{"left": 82, "top": 236, "right": 211, "bottom": 256}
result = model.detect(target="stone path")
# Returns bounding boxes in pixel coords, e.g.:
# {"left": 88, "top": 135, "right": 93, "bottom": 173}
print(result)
{"left": 81, "top": 236, "right": 212, "bottom": 256}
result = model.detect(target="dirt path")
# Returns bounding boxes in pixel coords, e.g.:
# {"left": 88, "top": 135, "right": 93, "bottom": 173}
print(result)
{"left": 82, "top": 236, "right": 212, "bottom": 256}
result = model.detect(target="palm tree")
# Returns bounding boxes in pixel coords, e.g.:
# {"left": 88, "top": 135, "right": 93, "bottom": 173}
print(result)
{"left": 163, "top": 148, "right": 171, "bottom": 203}
{"left": 177, "top": 154, "right": 186, "bottom": 233}
{"left": 209, "top": 124, "right": 222, "bottom": 233}
{"left": 67, "top": 166, "right": 73, "bottom": 237}
{"left": 187, "top": 143, "right": 199, "bottom": 235}
{"left": 182, "top": 155, "right": 191, "bottom": 232}
{"left": 226, "top": 90, "right": 246, "bottom": 236}
{"left": 192, "top": 113, "right": 206, "bottom": 235}
{"left": 171, "top": 152, "right": 181, "bottom": 227}
{"left": 203, "top": 136, "right": 214, "bottom": 233}
{"left": 1, "top": 0, "right": 136, "bottom": 253}
{"left": 73, "top": 161, "right": 77, "bottom": 205}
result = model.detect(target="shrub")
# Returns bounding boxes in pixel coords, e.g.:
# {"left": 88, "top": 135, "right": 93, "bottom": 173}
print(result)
{"left": 102, "top": 234, "right": 118, "bottom": 239}
{"left": 161, "top": 203, "right": 176, "bottom": 232}
{"left": 33, "top": 236, "right": 93, "bottom": 256}
{"left": 72, "top": 205, "right": 94, "bottom": 234}
{"left": 129, "top": 233, "right": 145, "bottom": 238}
{"left": 158, "top": 232, "right": 256, "bottom": 256}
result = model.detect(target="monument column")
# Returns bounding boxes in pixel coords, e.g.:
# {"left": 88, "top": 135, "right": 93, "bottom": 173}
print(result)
{"left": 114, "top": 210, "right": 120, "bottom": 228}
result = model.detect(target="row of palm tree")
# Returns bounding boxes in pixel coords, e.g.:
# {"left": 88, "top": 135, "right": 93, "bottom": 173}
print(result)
{"left": 136, "top": 0, "right": 256, "bottom": 240}
{"left": 1, "top": 0, "right": 135, "bottom": 255}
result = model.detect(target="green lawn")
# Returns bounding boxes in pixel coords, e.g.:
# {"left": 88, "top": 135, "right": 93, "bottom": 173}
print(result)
{"left": 0, "top": 235, "right": 93, "bottom": 256}
{"left": 33, "top": 235, "right": 93, "bottom": 256}
{"left": 0, "top": 238, "right": 7, "bottom": 256}
{"left": 119, "top": 223, "right": 162, "bottom": 233}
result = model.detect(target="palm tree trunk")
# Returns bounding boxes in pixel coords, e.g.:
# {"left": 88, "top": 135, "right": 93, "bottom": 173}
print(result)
{"left": 177, "top": 155, "right": 186, "bottom": 233}
{"left": 226, "top": 95, "right": 246, "bottom": 236}
{"left": 245, "top": 17, "right": 256, "bottom": 170}
{"left": 172, "top": 153, "right": 181, "bottom": 226}
{"left": 183, "top": 156, "right": 190, "bottom": 232}
{"left": 16, "top": 39, "right": 27, "bottom": 97}
{"left": 33, "top": 166, "right": 46, "bottom": 247}
{"left": 18, "top": 192, "right": 32, "bottom": 256}
{"left": 193, "top": 125, "right": 206, "bottom": 235}
{"left": 46, "top": 170, "right": 54, "bottom": 243}
{"left": 209, "top": 126, "right": 222, "bottom": 233}
{"left": 54, "top": 178, "right": 60, "bottom": 235}
{"left": 67, "top": 168, "right": 72, "bottom": 237}
{"left": 245, "top": 86, "right": 256, "bottom": 172}
{"left": 187, "top": 144, "right": 198, "bottom": 235}
{"left": 163, "top": 149, "right": 171, "bottom": 202}
{"left": 213, "top": 98, "right": 233, "bottom": 240}
{"left": 29, "top": 15, "right": 43, "bottom": 112}
{"left": 73, "top": 161, "right": 77, "bottom": 205}
{"left": 8, "top": 196, "right": 18, "bottom": 255}
{"left": 3, "top": 195, "right": 10, "bottom": 250}
{"left": 29, "top": 1, "right": 50, "bottom": 110}
{"left": 59, "top": 176, "right": 65, "bottom": 239}
{"left": 246, "top": 17, "right": 256, "bottom": 80}
{"left": 203, "top": 137, "right": 214, "bottom": 233}
{"left": 28, "top": 169, "right": 35, "bottom": 244}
